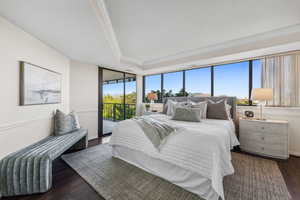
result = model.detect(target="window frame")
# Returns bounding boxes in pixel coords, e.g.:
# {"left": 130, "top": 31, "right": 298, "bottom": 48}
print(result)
{"left": 143, "top": 59, "right": 260, "bottom": 106}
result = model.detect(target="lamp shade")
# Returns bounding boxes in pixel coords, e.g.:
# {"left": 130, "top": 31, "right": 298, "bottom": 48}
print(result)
{"left": 147, "top": 92, "right": 158, "bottom": 100}
{"left": 251, "top": 88, "right": 273, "bottom": 101}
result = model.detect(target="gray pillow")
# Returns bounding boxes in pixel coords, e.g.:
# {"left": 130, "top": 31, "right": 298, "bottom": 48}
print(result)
{"left": 190, "top": 101, "right": 207, "bottom": 119}
{"left": 171, "top": 107, "right": 202, "bottom": 122}
{"left": 206, "top": 99, "right": 229, "bottom": 120}
{"left": 54, "top": 110, "right": 80, "bottom": 135}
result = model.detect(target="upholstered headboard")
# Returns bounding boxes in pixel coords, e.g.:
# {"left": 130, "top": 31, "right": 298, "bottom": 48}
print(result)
{"left": 162, "top": 96, "right": 237, "bottom": 121}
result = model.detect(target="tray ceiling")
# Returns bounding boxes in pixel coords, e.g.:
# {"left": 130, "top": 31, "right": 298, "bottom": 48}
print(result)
{"left": 1, "top": 0, "right": 300, "bottom": 73}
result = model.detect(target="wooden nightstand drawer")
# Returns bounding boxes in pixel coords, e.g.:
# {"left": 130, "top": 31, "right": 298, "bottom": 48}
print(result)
{"left": 239, "top": 119, "right": 289, "bottom": 159}
{"left": 240, "top": 120, "right": 286, "bottom": 135}
{"left": 239, "top": 131, "right": 264, "bottom": 142}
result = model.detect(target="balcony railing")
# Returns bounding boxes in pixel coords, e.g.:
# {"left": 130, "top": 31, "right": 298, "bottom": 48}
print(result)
{"left": 103, "top": 103, "right": 136, "bottom": 121}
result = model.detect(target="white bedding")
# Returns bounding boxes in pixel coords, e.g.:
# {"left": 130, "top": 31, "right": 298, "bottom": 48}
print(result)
{"left": 110, "top": 114, "right": 240, "bottom": 200}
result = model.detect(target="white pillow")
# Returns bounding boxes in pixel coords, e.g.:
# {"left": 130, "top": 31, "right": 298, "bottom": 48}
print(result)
{"left": 190, "top": 101, "right": 207, "bottom": 119}
{"left": 226, "top": 104, "right": 232, "bottom": 119}
{"left": 166, "top": 100, "right": 177, "bottom": 116}
{"left": 166, "top": 100, "right": 191, "bottom": 116}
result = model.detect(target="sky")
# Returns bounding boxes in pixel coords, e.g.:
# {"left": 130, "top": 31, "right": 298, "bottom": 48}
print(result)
{"left": 103, "top": 80, "right": 136, "bottom": 96}
{"left": 103, "top": 60, "right": 262, "bottom": 99}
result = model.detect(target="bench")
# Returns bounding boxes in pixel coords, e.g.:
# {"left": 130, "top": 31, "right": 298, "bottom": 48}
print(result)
{"left": 0, "top": 128, "right": 88, "bottom": 197}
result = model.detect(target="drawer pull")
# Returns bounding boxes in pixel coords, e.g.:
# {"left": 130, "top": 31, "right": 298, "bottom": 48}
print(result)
{"left": 261, "top": 137, "right": 265, "bottom": 140}
{"left": 261, "top": 147, "right": 264, "bottom": 151}
{"left": 261, "top": 127, "right": 265, "bottom": 130}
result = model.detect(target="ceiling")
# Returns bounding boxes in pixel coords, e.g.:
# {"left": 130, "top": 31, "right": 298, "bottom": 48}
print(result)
{"left": 1, "top": 0, "right": 300, "bottom": 74}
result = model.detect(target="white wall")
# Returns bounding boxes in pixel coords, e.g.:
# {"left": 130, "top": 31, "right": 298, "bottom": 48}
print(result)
{"left": 0, "top": 17, "right": 70, "bottom": 159}
{"left": 69, "top": 60, "right": 98, "bottom": 140}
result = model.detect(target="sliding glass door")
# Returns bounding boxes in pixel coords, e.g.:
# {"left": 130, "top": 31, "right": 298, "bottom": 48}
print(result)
{"left": 99, "top": 68, "right": 136, "bottom": 136}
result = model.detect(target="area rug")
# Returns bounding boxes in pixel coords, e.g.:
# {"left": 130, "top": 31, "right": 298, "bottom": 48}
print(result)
{"left": 61, "top": 145, "right": 291, "bottom": 200}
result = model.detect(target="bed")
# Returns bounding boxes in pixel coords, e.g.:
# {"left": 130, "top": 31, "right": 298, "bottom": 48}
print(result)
{"left": 110, "top": 97, "right": 240, "bottom": 200}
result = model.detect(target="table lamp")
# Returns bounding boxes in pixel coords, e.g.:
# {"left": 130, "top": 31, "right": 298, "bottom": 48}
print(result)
{"left": 251, "top": 88, "right": 273, "bottom": 120}
{"left": 147, "top": 92, "right": 158, "bottom": 104}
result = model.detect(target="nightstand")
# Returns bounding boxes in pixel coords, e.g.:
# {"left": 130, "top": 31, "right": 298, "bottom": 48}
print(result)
{"left": 239, "top": 118, "right": 289, "bottom": 159}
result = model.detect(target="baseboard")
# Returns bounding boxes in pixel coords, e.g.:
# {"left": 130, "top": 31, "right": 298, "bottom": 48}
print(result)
{"left": 289, "top": 151, "right": 300, "bottom": 157}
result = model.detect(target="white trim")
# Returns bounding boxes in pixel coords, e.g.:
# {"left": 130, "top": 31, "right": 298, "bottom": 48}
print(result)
{"left": 120, "top": 56, "right": 143, "bottom": 66}
{"left": 76, "top": 109, "right": 98, "bottom": 114}
{"left": 0, "top": 117, "right": 52, "bottom": 133}
{"left": 141, "top": 41, "right": 300, "bottom": 75}
{"left": 289, "top": 151, "right": 300, "bottom": 157}
{"left": 89, "top": 0, "right": 142, "bottom": 70}
{"left": 89, "top": 0, "right": 121, "bottom": 60}
{"left": 141, "top": 23, "right": 300, "bottom": 67}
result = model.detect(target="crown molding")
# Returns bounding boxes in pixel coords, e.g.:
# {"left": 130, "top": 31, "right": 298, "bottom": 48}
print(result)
{"left": 141, "top": 41, "right": 300, "bottom": 75}
{"left": 86, "top": 2, "right": 300, "bottom": 73}
{"left": 120, "top": 56, "right": 143, "bottom": 66}
{"left": 141, "top": 23, "right": 300, "bottom": 67}
{"left": 89, "top": 0, "right": 144, "bottom": 70}
{"left": 89, "top": 0, "right": 121, "bottom": 60}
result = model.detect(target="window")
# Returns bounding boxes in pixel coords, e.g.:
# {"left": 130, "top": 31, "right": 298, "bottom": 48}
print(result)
{"left": 144, "top": 74, "right": 161, "bottom": 102}
{"left": 185, "top": 67, "right": 211, "bottom": 97}
{"left": 214, "top": 61, "right": 249, "bottom": 105}
{"left": 163, "top": 71, "right": 184, "bottom": 97}
{"left": 143, "top": 59, "right": 263, "bottom": 105}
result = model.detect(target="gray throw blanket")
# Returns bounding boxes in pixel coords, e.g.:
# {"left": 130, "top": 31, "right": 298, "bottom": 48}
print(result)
{"left": 132, "top": 116, "right": 177, "bottom": 150}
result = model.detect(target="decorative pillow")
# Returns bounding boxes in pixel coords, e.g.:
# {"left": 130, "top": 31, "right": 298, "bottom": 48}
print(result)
{"left": 206, "top": 99, "right": 229, "bottom": 120}
{"left": 166, "top": 100, "right": 191, "bottom": 116}
{"left": 226, "top": 104, "right": 232, "bottom": 119}
{"left": 54, "top": 110, "right": 80, "bottom": 135}
{"left": 189, "top": 101, "right": 207, "bottom": 119}
{"left": 171, "top": 107, "right": 202, "bottom": 122}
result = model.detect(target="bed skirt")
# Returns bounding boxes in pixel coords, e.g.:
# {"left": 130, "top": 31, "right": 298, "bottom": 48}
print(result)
{"left": 112, "top": 145, "right": 219, "bottom": 200}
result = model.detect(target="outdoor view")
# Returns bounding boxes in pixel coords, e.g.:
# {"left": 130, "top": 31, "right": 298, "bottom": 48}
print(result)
{"left": 103, "top": 72, "right": 136, "bottom": 121}
{"left": 144, "top": 60, "right": 262, "bottom": 105}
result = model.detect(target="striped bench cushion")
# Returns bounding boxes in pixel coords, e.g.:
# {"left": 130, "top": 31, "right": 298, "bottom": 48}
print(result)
{"left": 0, "top": 128, "right": 88, "bottom": 197}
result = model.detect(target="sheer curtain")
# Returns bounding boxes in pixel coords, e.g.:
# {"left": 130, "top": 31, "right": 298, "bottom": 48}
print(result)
{"left": 262, "top": 53, "right": 300, "bottom": 107}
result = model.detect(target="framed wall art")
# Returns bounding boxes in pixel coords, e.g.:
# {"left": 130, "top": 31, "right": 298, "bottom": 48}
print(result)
{"left": 20, "top": 61, "right": 62, "bottom": 105}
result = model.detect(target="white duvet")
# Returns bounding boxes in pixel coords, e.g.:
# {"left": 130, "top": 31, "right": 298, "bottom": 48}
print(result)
{"left": 110, "top": 114, "right": 240, "bottom": 200}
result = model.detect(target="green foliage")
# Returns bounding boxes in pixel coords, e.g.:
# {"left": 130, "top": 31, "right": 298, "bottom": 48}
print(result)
{"left": 144, "top": 88, "right": 188, "bottom": 102}
{"left": 103, "top": 92, "right": 136, "bottom": 120}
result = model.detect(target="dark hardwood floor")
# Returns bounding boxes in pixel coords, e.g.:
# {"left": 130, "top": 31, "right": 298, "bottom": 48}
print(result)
{"left": 3, "top": 138, "right": 300, "bottom": 200}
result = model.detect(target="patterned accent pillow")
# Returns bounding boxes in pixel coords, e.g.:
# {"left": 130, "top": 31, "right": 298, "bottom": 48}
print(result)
{"left": 207, "top": 99, "right": 229, "bottom": 120}
{"left": 171, "top": 107, "right": 202, "bottom": 122}
{"left": 54, "top": 110, "right": 81, "bottom": 135}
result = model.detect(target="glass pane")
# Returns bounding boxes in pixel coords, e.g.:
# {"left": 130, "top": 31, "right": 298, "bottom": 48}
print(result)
{"left": 145, "top": 74, "right": 161, "bottom": 102}
{"left": 163, "top": 71, "right": 184, "bottom": 97}
{"left": 125, "top": 73, "right": 136, "bottom": 119}
{"left": 103, "top": 69, "right": 124, "bottom": 122}
{"left": 214, "top": 61, "right": 249, "bottom": 105}
{"left": 253, "top": 59, "right": 262, "bottom": 89}
{"left": 185, "top": 67, "right": 211, "bottom": 97}
{"left": 252, "top": 59, "right": 262, "bottom": 105}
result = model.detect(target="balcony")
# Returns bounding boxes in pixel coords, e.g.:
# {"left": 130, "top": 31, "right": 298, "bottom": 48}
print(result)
{"left": 103, "top": 103, "right": 136, "bottom": 134}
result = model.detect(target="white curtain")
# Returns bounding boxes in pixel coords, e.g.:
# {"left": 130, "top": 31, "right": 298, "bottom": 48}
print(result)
{"left": 262, "top": 53, "right": 300, "bottom": 107}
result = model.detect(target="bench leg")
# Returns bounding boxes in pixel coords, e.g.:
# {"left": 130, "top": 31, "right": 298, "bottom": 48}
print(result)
{"left": 69, "top": 135, "right": 88, "bottom": 150}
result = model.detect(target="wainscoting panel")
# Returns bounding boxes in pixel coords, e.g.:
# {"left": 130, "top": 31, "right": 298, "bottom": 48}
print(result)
{"left": 76, "top": 110, "right": 98, "bottom": 140}
{"left": 0, "top": 117, "right": 53, "bottom": 159}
